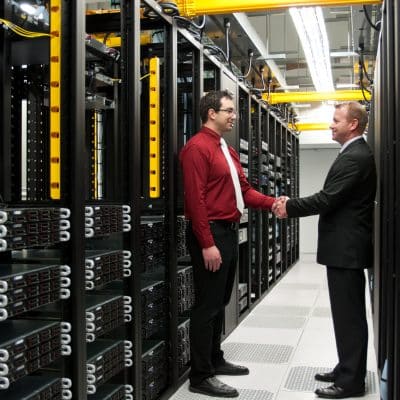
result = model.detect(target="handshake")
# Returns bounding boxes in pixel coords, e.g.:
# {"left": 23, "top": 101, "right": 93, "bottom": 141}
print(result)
{"left": 272, "top": 196, "right": 290, "bottom": 219}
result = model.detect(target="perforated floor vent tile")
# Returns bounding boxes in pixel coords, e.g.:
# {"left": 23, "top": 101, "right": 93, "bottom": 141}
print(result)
{"left": 277, "top": 283, "right": 320, "bottom": 290}
{"left": 222, "top": 342, "right": 293, "bottom": 364}
{"left": 312, "top": 307, "right": 332, "bottom": 317}
{"left": 284, "top": 366, "right": 377, "bottom": 394}
{"left": 253, "top": 305, "right": 311, "bottom": 317}
{"left": 172, "top": 387, "right": 274, "bottom": 400}
{"left": 242, "top": 314, "right": 306, "bottom": 329}
{"left": 235, "top": 388, "right": 273, "bottom": 400}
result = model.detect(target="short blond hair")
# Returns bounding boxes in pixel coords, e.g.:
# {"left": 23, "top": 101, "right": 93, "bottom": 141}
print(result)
{"left": 335, "top": 102, "right": 368, "bottom": 133}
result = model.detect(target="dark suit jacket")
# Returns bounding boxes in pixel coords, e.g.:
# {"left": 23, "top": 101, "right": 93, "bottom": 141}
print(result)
{"left": 286, "top": 138, "right": 377, "bottom": 269}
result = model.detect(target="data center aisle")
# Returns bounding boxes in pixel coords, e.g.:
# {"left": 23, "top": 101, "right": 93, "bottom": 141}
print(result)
{"left": 169, "top": 254, "right": 380, "bottom": 400}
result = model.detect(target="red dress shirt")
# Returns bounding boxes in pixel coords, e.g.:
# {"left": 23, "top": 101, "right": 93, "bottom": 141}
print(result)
{"left": 180, "top": 126, "right": 275, "bottom": 248}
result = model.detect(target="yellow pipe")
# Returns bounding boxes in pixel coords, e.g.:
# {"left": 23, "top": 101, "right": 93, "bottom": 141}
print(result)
{"left": 91, "top": 35, "right": 122, "bottom": 48}
{"left": 50, "top": 0, "right": 61, "bottom": 199}
{"left": 91, "top": 32, "right": 152, "bottom": 48}
{"left": 289, "top": 122, "right": 330, "bottom": 131}
{"left": 175, "top": 0, "right": 381, "bottom": 17}
{"left": 262, "top": 90, "right": 371, "bottom": 104}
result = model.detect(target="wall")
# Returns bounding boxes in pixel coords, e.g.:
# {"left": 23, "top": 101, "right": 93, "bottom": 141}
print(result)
{"left": 298, "top": 146, "right": 339, "bottom": 254}
{"left": 299, "top": 129, "right": 337, "bottom": 148}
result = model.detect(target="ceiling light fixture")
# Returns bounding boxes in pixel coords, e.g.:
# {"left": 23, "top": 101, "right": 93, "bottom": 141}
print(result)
{"left": 336, "top": 83, "right": 359, "bottom": 89}
{"left": 276, "top": 85, "right": 300, "bottom": 90}
{"left": 329, "top": 9, "right": 351, "bottom": 15}
{"left": 291, "top": 103, "right": 312, "bottom": 108}
{"left": 257, "top": 53, "right": 287, "bottom": 60}
{"left": 289, "top": 7, "right": 334, "bottom": 92}
{"left": 330, "top": 51, "right": 358, "bottom": 57}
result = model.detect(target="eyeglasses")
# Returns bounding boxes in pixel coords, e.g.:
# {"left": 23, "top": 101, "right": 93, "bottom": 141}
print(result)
{"left": 217, "top": 108, "right": 237, "bottom": 115}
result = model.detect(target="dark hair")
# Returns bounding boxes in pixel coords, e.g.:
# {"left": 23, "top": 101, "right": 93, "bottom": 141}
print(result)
{"left": 199, "top": 90, "right": 234, "bottom": 124}
{"left": 335, "top": 101, "right": 368, "bottom": 133}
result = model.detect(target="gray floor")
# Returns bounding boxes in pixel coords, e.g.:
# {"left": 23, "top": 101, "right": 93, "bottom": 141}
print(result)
{"left": 169, "top": 253, "right": 380, "bottom": 400}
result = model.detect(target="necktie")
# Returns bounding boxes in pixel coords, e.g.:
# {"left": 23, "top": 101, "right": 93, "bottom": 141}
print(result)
{"left": 220, "top": 137, "right": 245, "bottom": 214}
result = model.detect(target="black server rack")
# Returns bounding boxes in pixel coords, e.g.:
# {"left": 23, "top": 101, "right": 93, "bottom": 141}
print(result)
{"left": 261, "top": 109, "right": 274, "bottom": 293}
{"left": 237, "top": 87, "right": 251, "bottom": 315}
{"left": 248, "top": 97, "right": 260, "bottom": 310}
{"left": 0, "top": 2, "right": 80, "bottom": 398}
{"left": 0, "top": 1, "right": 300, "bottom": 399}
{"left": 370, "top": 1, "right": 400, "bottom": 399}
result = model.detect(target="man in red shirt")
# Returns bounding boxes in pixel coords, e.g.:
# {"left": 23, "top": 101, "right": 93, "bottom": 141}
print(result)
{"left": 180, "top": 90, "right": 276, "bottom": 397}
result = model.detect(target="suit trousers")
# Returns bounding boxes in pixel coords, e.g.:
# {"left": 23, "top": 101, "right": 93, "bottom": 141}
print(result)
{"left": 187, "top": 222, "right": 238, "bottom": 385}
{"left": 327, "top": 266, "right": 368, "bottom": 389}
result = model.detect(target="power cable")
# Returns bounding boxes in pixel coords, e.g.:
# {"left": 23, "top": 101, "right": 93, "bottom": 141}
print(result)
{"left": 237, "top": 49, "right": 254, "bottom": 80}
{"left": 0, "top": 18, "right": 51, "bottom": 38}
{"left": 362, "top": 5, "right": 380, "bottom": 32}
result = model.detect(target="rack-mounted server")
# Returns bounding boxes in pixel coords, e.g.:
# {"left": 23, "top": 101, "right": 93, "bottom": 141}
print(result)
{"left": 87, "top": 384, "right": 134, "bottom": 400}
{"left": 0, "top": 320, "right": 71, "bottom": 390}
{"left": 87, "top": 340, "right": 133, "bottom": 395}
{"left": 142, "top": 340, "right": 168, "bottom": 400}
{"left": 139, "top": 218, "right": 166, "bottom": 273}
{"left": 85, "top": 250, "right": 131, "bottom": 291}
{"left": 177, "top": 319, "right": 190, "bottom": 375}
{"left": 177, "top": 265, "right": 194, "bottom": 314}
{"left": 85, "top": 205, "right": 131, "bottom": 238}
{"left": 141, "top": 280, "right": 167, "bottom": 339}
{"left": 0, "top": 208, "right": 70, "bottom": 251}
{"left": 86, "top": 295, "right": 132, "bottom": 342}
{"left": 3, "top": 376, "right": 72, "bottom": 400}
{"left": 12, "top": 249, "right": 132, "bottom": 292}
{"left": 238, "top": 281, "right": 249, "bottom": 314}
{"left": 0, "top": 264, "right": 71, "bottom": 320}
{"left": 177, "top": 216, "right": 189, "bottom": 259}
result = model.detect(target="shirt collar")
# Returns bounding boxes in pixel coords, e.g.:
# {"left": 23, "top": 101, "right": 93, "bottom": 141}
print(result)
{"left": 200, "top": 126, "right": 222, "bottom": 144}
{"left": 340, "top": 135, "right": 364, "bottom": 153}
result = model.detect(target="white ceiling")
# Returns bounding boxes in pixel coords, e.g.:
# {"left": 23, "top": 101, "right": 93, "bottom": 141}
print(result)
{"left": 245, "top": 5, "right": 379, "bottom": 146}
{"left": 87, "top": 1, "right": 381, "bottom": 146}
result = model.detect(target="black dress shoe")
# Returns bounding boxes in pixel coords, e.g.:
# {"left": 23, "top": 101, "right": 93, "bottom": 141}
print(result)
{"left": 315, "top": 371, "right": 336, "bottom": 382}
{"left": 214, "top": 361, "right": 249, "bottom": 376}
{"left": 189, "top": 377, "right": 239, "bottom": 398}
{"left": 315, "top": 384, "right": 365, "bottom": 399}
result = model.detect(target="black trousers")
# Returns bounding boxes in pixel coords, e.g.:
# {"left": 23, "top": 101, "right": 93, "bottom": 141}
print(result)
{"left": 327, "top": 267, "right": 368, "bottom": 390}
{"left": 187, "top": 222, "right": 238, "bottom": 385}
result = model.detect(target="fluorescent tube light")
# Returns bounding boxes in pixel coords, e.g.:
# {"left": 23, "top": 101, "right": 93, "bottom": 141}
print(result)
{"left": 257, "top": 53, "right": 287, "bottom": 60}
{"left": 276, "top": 85, "right": 300, "bottom": 90}
{"left": 336, "top": 83, "right": 359, "bottom": 89}
{"left": 291, "top": 103, "right": 312, "bottom": 108}
{"left": 289, "top": 7, "right": 334, "bottom": 92}
{"left": 330, "top": 51, "right": 358, "bottom": 57}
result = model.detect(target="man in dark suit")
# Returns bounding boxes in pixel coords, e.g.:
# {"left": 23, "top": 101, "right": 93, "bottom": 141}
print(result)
{"left": 273, "top": 101, "right": 377, "bottom": 399}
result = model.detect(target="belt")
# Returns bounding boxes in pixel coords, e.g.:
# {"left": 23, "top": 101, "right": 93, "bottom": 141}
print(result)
{"left": 209, "top": 220, "right": 239, "bottom": 231}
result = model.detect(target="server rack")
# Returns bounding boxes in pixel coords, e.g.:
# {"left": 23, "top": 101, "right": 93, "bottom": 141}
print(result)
{"left": 370, "top": 1, "right": 400, "bottom": 399}
{"left": 0, "top": 0, "right": 90, "bottom": 398}
{"left": 0, "top": 1, "right": 300, "bottom": 399}
{"left": 260, "top": 106, "right": 274, "bottom": 294}
{"left": 174, "top": 30, "right": 203, "bottom": 386}
{"left": 119, "top": 2, "right": 143, "bottom": 399}
{"left": 237, "top": 87, "right": 252, "bottom": 315}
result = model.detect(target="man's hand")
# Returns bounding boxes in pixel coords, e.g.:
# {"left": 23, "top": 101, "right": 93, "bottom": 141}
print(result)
{"left": 202, "top": 246, "right": 222, "bottom": 272}
{"left": 272, "top": 196, "right": 289, "bottom": 219}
